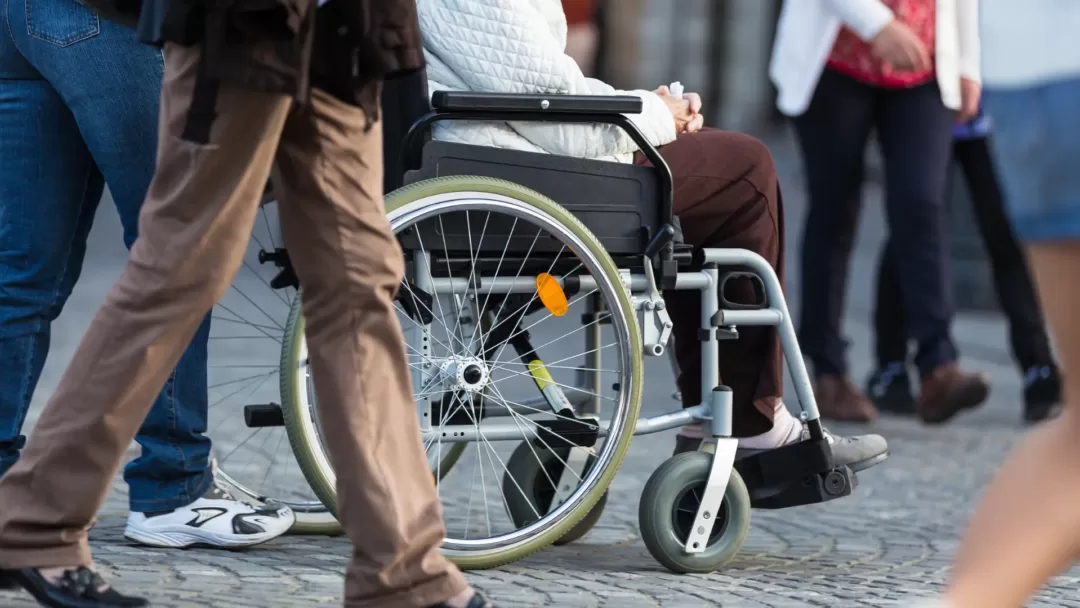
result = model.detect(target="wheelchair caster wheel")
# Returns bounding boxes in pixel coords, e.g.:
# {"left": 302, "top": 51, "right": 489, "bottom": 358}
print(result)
{"left": 503, "top": 442, "right": 607, "bottom": 544}
{"left": 638, "top": 451, "right": 751, "bottom": 574}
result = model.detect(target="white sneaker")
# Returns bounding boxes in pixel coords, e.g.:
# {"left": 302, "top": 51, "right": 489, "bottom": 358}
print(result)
{"left": 124, "top": 484, "right": 295, "bottom": 549}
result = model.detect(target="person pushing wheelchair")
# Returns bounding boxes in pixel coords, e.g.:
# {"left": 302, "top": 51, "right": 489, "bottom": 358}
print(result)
{"left": 0, "top": 0, "right": 492, "bottom": 607}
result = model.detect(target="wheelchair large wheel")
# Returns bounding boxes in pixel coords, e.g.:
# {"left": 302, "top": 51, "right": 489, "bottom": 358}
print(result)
{"left": 501, "top": 441, "right": 608, "bottom": 545}
{"left": 206, "top": 197, "right": 340, "bottom": 535}
{"left": 638, "top": 452, "right": 751, "bottom": 574}
{"left": 281, "top": 176, "right": 644, "bottom": 569}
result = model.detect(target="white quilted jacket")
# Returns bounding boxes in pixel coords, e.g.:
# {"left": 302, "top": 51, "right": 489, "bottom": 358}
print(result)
{"left": 416, "top": 0, "right": 678, "bottom": 163}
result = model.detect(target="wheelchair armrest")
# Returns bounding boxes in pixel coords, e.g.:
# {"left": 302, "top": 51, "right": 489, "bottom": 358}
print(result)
{"left": 431, "top": 91, "right": 643, "bottom": 116}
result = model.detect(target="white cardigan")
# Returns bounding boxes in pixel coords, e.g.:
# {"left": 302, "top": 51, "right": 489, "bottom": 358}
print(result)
{"left": 769, "top": 0, "right": 981, "bottom": 116}
{"left": 415, "top": 0, "right": 677, "bottom": 163}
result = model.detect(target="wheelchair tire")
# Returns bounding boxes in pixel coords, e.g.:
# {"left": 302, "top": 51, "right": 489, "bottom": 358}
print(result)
{"left": 638, "top": 451, "right": 751, "bottom": 574}
{"left": 501, "top": 441, "right": 607, "bottom": 545}
{"left": 280, "top": 176, "right": 643, "bottom": 570}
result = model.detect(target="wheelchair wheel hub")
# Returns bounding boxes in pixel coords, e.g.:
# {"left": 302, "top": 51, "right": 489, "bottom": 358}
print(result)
{"left": 439, "top": 356, "right": 491, "bottom": 393}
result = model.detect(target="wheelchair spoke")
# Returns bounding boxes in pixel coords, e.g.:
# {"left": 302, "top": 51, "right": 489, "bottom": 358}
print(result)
{"left": 210, "top": 198, "right": 332, "bottom": 522}
{"left": 482, "top": 329, "right": 620, "bottom": 389}
{"left": 448, "top": 210, "right": 490, "bottom": 353}
{"left": 483, "top": 256, "right": 580, "bottom": 346}
{"left": 395, "top": 286, "right": 462, "bottom": 356}
{"left": 478, "top": 392, "right": 600, "bottom": 429}
{"left": 242, "top": 258, "right": 291, "bottom": 308}
{"left": 211, "top": 316, "right": 281, "bottom": 333}
{"left": 466, "top": 216, "right": 519, "bottom": 355}
{"left": 215, "top": 303, "right": 283, "bottom": 343}
{"left": 489, "top": 384, "right": 586, "bottom": 486}
{"left": 485, "top": 366, "right": 617, "bottom": 406}
{"left": 411, "top": 229, "right": 472, "bottom": 354}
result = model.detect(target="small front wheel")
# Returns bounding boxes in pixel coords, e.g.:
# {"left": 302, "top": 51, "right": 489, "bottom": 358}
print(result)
{"left": 638, "top": 451, "right": 751, "bottom": 574}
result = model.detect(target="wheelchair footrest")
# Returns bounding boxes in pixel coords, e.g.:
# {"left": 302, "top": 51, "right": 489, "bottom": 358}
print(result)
{"left": 733, "top": 438, "right": 857, "bottom": 509}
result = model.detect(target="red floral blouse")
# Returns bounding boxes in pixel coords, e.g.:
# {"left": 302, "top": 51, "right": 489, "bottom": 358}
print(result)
{"left": 826, "top": 0, "right": 936, "bottom": 88}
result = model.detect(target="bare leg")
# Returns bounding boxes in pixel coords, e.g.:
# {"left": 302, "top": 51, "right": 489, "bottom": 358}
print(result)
{"left": 942, "top": 241, "right": 1080, "bottom": 608}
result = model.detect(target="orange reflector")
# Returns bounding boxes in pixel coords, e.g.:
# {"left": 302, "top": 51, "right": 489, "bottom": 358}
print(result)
{"left": 536, "top": 273, "right": 568, "bottom": 317}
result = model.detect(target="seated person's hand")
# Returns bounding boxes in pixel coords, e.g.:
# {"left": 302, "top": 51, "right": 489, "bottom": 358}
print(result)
{"left": 655, "top": 86, "right": 705, "bottom": 134}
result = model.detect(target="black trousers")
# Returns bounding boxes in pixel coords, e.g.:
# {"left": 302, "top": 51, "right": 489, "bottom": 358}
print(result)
{"left": 795, "top": 69, "right": 957, "bottom": 380}
{"left": 873, "top": 136, "right": 1055, "bottom": 372}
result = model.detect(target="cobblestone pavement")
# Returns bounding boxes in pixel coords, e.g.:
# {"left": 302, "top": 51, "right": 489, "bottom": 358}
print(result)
{"left": 4, "top": 133, "right": 1077, "bottom": 607}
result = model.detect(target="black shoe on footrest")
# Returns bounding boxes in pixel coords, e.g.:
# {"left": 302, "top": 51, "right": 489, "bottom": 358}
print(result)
{"left": 0, "top": 567, "right": 147, "bottom": 607}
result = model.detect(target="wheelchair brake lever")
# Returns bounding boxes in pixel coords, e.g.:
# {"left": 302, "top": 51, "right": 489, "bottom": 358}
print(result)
{"left": 639, "top": 257, "right": 673, "bottom": 357}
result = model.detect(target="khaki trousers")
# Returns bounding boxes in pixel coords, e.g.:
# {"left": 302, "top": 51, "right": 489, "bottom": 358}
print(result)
{"left": 0, "top": 43, "right": 466, "bottom": 608}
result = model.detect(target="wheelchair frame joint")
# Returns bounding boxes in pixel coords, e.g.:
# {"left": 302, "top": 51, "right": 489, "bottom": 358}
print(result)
{"left": 638, "top": 258, "right": 673, "bottom": 357}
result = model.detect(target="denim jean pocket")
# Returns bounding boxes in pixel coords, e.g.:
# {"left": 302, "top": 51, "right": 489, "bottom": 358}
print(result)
{"left": 26, "top": 0, "right": 100, "bottom": 47}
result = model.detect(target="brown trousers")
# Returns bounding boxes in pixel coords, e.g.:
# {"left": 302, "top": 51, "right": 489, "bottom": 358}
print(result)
{"left": 0, "top": 44, "right": 466, "bottom": 608}
{"left": 635, "top": 128, "right": 785, "bottom": 437}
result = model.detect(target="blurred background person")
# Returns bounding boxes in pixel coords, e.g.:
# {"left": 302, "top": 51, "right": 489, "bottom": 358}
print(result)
{"left": 562, "top": 0, "right": 599, "bottom": 75}
{"left": 770, "top": 0, "right": 990, "bottom": 425}
{"left": 867, "top": 101, "right": 1062, "bottom": 424}
{"left": 913, "top": 1, "right": 1080, "bottom": 607}
{"left": 0, "top": 0, "right": 293, "bottom": 549}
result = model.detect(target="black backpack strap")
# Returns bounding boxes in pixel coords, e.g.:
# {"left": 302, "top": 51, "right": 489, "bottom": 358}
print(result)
{"left": 180, "top": 3, "right": 228, "bottom": 144}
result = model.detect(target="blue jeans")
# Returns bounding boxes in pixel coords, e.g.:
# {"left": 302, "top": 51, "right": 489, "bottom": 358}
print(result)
{"left": 984, "top": 77, "right": 1080, "bottom": 242}
{"left": 0, "top": 0, "right": 213, "bottom": 511}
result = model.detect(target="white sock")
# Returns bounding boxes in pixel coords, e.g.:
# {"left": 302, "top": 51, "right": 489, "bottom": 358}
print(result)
{"left": 737, "top": 403, "right": 802, "bottom": 450}
{"left": 678, "top": 403, "right": 803, "bottom": 448}
{"left": 677, "top": 422, "right": 706, "bottom": 439}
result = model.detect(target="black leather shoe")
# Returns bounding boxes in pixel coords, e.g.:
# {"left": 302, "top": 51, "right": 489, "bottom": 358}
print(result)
{"left": 429, "top": 592, "right": 493, "bottom": 608}
{"left": 0, "top": 567, "right": 147, "bottom": 607}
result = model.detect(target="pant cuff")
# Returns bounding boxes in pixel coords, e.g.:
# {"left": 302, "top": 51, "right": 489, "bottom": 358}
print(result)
{"left": 346, "top": 568, "right": 469, "bottom": 608}
{"left": 0, "top": 542, "right": 93, "bottom": 570}
{"left": 127, "top": 465, "right": 214, "bottom": 513}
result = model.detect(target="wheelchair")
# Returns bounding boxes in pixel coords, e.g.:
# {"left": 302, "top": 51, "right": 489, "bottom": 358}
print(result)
{"left": 222, "top": 70, "right": 876, "bottom": 574}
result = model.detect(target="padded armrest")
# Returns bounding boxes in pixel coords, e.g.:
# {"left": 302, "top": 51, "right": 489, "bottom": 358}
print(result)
{"left": 431, "top": 91, "right": 643, "bottom": 115}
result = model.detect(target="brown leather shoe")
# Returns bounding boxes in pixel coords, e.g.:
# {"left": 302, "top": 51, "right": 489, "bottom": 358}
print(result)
{"left": 813, "top": 375, "right": 878, "bottom": 422}
{"left": 916, "top": 363, "right": 991, "bottom": 424}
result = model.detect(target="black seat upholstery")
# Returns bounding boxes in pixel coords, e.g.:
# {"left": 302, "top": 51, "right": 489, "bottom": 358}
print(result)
{"left": 380, "top": 69, "right": 673, "bottom": 261}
